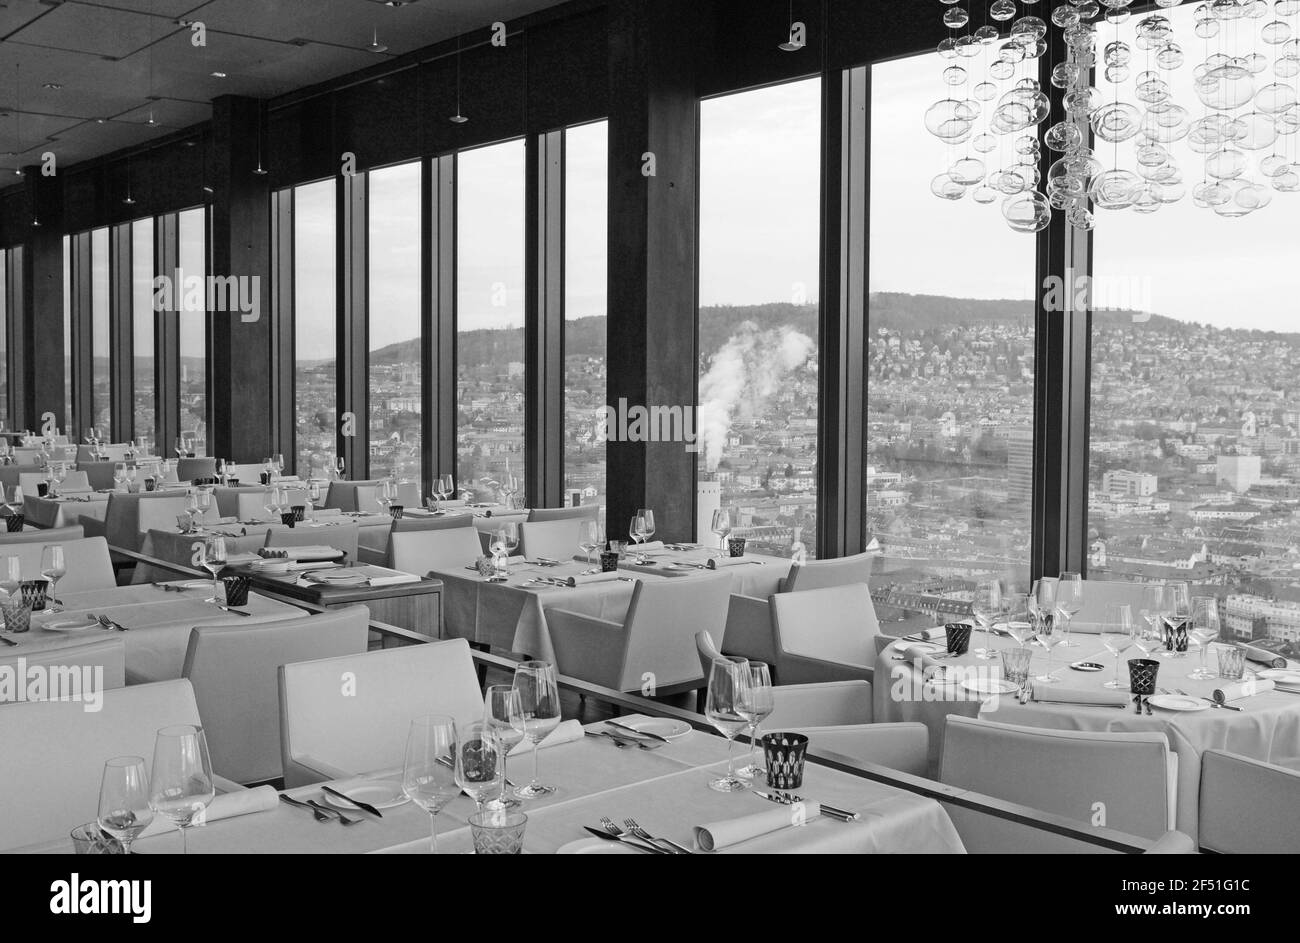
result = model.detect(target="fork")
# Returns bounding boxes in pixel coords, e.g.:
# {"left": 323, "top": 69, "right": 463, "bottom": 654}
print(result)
{"left": 624, "top": 817, "right": 692, "bottom": 854}
{"left": 597, "top": 817, "right": 669, "bottom": 854}
{"left": 306, "top": 799, "right": 362, "bottom": 825}
{"left": 279, "top": 794, "right": 334, "bottom": 822}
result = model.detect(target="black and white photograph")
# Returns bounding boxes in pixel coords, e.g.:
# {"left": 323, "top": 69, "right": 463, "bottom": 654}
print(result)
{"left": 0, "top": 0, "right": 1294, "bottom": 915}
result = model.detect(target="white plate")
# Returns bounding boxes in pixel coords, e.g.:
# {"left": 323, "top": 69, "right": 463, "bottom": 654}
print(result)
{"left": 614, "top": 717, "right": 692, "bottom": 741}
{"left": 1257, "top": 669, "right": 1300, "bottom": 685}
{"left": 961, "top": 677, "right": 1018, "bottom": 696}
{"left": 320, "top": 779, "right": 409, "bottom": 811}
{"left": 40, "top": 619, "right": 100, "bottom": 633}
{"left": 556, "top": 838, "right": 639, "bottom": 855}
{"left": 1147, "top": 694, "right": 1210, "bottom": 712}
{"left": 172, "top": 580, "right": 211, "bottom": 591}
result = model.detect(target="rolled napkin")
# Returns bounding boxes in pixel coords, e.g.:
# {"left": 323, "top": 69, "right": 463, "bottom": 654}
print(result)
{"left": 310, "top": 507, "right": 345, "bottom": 519}
{"left": 1029, "top": 684, "right": 1128, "bottom": 707}
{"left": 629, "top": 540, "right": 665, "bottom": 553}
{"left": 563, "top": 571, "right": 627, "bottom": 587}
{"left": 258, "top": 545, "right": 345, "bottom": 561}
{"left": 507, "top": 719, "right": 584, "bottom": 756}
{"left": 223, "top": 552, "right": 262, "bottom": 565}
{"left": 694, "top": 802, "right": 822, "bottom": 852}
{"left": 899, "top": 643, "right": 951, "bottom": 680}
{"left": 138, "top": 785, "right": 278, "bottom": 838}
{"left": 1213, "top": 678, "right": 1275, "bottom": 703}
{"left": 706, "top": 555, "right": 760, "bottom": 569}
{"left": 1239, "top": 643, "right": 1288, "bottom": 670}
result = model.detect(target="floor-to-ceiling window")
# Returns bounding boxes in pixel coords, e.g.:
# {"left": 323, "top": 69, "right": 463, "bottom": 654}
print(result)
{"left": 131, "top": 218, "right": 154, "bottom": 446}
{"left": 89, "top": 227, "right": 111, "bottom": 439}
{"left": 866, "top": 53, "right": 1036, "bottom": 615}
{"left": 367, "top": 162, "right": 422, "bottom": 484}
{"left": 564, "top": 120, "right": 608, "bottom": 510}
{"left": 293, "top": 180, "right": 337, "bottom": 478}
{"left": 699, "top": 78, "right": 821, "bottom": 556}
{"left": 177, "top": 207, "right": 207, "bottom": 454}
{"left": 63, "top": 234, "right": 72, "bottom": 434}
{"left": 1087, "top": 3, "right": 1300, "bottom": 655}
{"left": 457, "top": 140, "right": 526, "bottom": 503}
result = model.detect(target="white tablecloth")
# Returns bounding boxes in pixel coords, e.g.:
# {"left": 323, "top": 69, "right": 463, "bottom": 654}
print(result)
{"left": 22, "top": 494, "right": 110, "bottom": 529}
{"left": 355, "top": 506, "right": 529, "bottom": 564}
{"left": 874, "top": 633, "right": 1300, "bottom": 841}
{"left": 616, "top": 547, "right": 788, "bottom": 597}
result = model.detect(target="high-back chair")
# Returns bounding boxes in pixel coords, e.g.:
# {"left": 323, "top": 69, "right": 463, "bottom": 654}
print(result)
{"left": 0, "top": 679, "right": 239, "bottom": 851}
{"left": 229, "top": 487, "right": 310, "bottom": 520}
{"left": 0, "top": 524, "right": 85, "bottom": 545}
{"left": 353, "top": 480, "right": 422, "bottom": 513}
{"left": 547, "top": 573, "right": 731, "bottom": 692}
{"left": 766, "top": 582, "right": 880, "bottom": 684}
{"left": 76, "top": 444, "right": 129, "bottom": 463}
{"left": 182, "top": 606, "right": 371, "bottom": 784}
{"left": 17, "top": 472, "right": 50, "bottom": 494}
{"left": 1199, "top": 749, "right": 1300, "bottom": 854}
{"left": 519, "top": 519, "right": 584, "bottom": 561}
{"left": 262, "top": 522, "right": 359, "bottom": 560}
{"left": 135, "top": 494, "right": 198, "bottom": 541}
{"left": 527, "top": 505, "right": 599, "bottom": 524}
{"left": 225, "top": 462, "right": 266, "bottom": 483}
{"left": 277, "top": 638, "right": 485, "bottom": 787}
{"left": 390, "top": 514, "right": 477, "bottom": 534}
{"left": 6, "top": 536, "right": 116, "bottom": 594}
{"left": 78, "top": 461, "right": 120, "bottom": 491}
{"left": 178, "top": 457, "right": 218, "bottom": 481}
{"left": 0, "top": 636, "right": 126, "bottom": 701}
{"left": 387, "top": 526, "right": 484, "bottom": 574}
{"left": 780, "top": 551, "right": 873, "bottom": 593}
{"left": 939, "top": 715, "right": 1177, "bottom": 853}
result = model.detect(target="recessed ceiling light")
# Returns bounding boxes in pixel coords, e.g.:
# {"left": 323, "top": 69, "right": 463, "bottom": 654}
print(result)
{"left": 366, "top": 28, "right": 388, "bottom": 53}
{"left": 210, "top": 71, "right": 227, "bottom": 78}
{"left": 42, "top": 83, "right": 63, "bottom": 90}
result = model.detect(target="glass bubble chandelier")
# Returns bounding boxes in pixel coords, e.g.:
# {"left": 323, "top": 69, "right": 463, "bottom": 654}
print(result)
{"left": 927, "top": 0, "right": 1300, "bottom": 232}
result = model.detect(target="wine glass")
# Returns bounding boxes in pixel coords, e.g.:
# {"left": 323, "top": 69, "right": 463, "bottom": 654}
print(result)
{"left": 273, "top": 453, "right": 285, "bottom": 477}
{"left": 1132, "top": 609, "right": 1165, "bottom": 660}
{"left": 0, "top": 555, "right": 20, "bottom": 603}
{"left": 1139, "top": 583, "right": 1168, "bottom": 653}
{"left": 401, "top": 714, "right": 459, "bottom": 854}
{"left": 1188, "top": 596, "right": 1221, "bottom": 680}
{"left": 262, "top": 485, "right": 281, "bottom": 520}
{"left": 1100, "top": 603, "right": 1134, "bottom": 690}
{"left": 113, "top": 462, "right": 127, "bottom": 490}
{"left": 637, "top": 508, "right": 656, "bottom": 547}
{"left": 148, "top": 724, "right": 215, "bottom": 854}
{"left": 628, "top": 515, "right": 646, "bottom": 562}
{"left": 98, "top": 756, "right": 154, "bottom": 855}
{"left": 1164, "top": 581, "right": 1191, "bottom": 658}
{"left": 1056, "top": 571, "right": 1084, "bottom": 648}
{"left": 217, "top": 459, "right": 230, "bottom": 486}
{"left": 577, "top": 519, "right": 602, "bottom": 570}
{"left": 483, "top": 685, "right": 526, "bottom": 810}
{"left": 1031, "top": 579, "right": 1060, "bottom": 683}
{"left": 511, "top": 661, "right": 560, "bottom": 798}
{"left": 40, "top": 545, "right": 66, "bottom": 613}
{"left": 1003, "top": 592, "right": 1035, "bottom": 647}
{"left": 201, "top": 535, "right": 227, "bottom": 604}
{"left": 125, "top": 466, "right": 137, "bottom": 490}
{"left": 454, "top": 721, "right": 502, "bottom": 812}
{"left": 710, "top": 507, "right": 733, "bottom": 559}
{"left": 500, "top": 521, "right": 520, "bottom": 558}
{"left": 971, "top": 579, "right": 1002, "bottom": 659}
{"left": 334, "top": 456, "right": 345, "bottom": 480}
{"left": 706, "top": 656, "right": 752, "bottom": 792}
{"left": 736, "top": 661, "right": 774, "bottom": 779}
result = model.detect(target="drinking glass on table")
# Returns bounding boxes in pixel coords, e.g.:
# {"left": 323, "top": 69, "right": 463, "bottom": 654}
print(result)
{"left": 710, "top": 507, "right": 733, "bottom": 559}
{"left": 273, "top": 453, "right": 285, "bottom": 477}
{"left": 455, "top": 721, "right": 502, "bottom": 812}
{"left": 148, "top": 725, "right": 215, "bottom": 855}
{"left": 1003, "top": 592, "right": 1035, "bottom": 647}
{"left": 577, "top": 518, "right": 603, "bottom": 570}
{"left": 737, "top": 661, "right": 774, "bottom": 779}
{"left": 40, "top": 544, "right": 66, "bottom": 613}
{"left": 1163, "top": 581, "right": 1191, "bottom": 658}
{"left": 0, "top": 555, "right": 21, "bottom": 601}
{"left": 201, "top": 535, "right": 227, "bottom": 604}
{"left": 262, "top": 486, "right": 281, "bottom": 520}
{"left": 1132, "top": 610, "right": 1164, "bottom": 660}
{"left": 1139, "top": 583, "right": 1168, "bottom": 654}
{"left": 1100, "top": 603, "right": 1135, "bottom": 690}
{"left": 334, "top": 456, "right": 345, "bottom": 480}
{"left": 401, "top": 714, "right": 459, "bottom": 854}
{"left": 98, "top": 757, "right": 154, "bottom": 855}
{"left": 706, "top": 656, "right": 752, "bottom": 792}
{"left": 1188, "top": 596, "right": 1221, "bottom": 681}
{"left": 628, "top": 515, "right": 646, "bottom": 562}
{"left": 113, "top": 463, "right": 127, "bottom": 490}
{"left": 971, "top": 579, "right": 1002, "bottom": 659}
{"left": 1030, "top": 579, "right": 1060, "bottom": 683}
{"left": 1056, "top": 571, "right": 1084, "bottom": 647}
{"left": 483, "top": 685, "right": 526, "bottom": 809}
{"left": 637, "top": 508, "right": 656, "bottom": 546}
{"left": 511, "top": 661, "right": 561, "bottom": 799}
{"left": 125, "top": 466, "right": 137, "bottom": 490}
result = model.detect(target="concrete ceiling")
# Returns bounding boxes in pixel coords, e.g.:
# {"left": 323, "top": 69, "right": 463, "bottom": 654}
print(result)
{"left": 0, "top": 0, "right": 567, "bottom": 172}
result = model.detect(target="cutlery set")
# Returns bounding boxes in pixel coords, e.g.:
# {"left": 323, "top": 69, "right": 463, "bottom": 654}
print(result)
{"left": 279, "top": 787, "right": 383, "bottom": 825}
{"left": 753, "top": 790, "right": 860, "bottom": 822}
{"left": 584, "top": 729, "right": 663, "bottom": 750}
{"left": 582, "top": 816, "right": 691, "bottom": 853}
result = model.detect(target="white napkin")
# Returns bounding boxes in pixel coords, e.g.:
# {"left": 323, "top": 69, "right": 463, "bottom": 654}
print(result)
{"left": 630, "top": 540, "right": 665, "bottom": 553}
{"left": 507, "top": 719, "right": 584, "bottom": 756}
{"left": 138, "top": 785, "right": 278, "bottom": 838}
{"left": 1030, "top": 684, "right": 1127, "bottom": 707}
{"left": 899, "top": 643, "right": 950, "bottom": 680}
{"left": 1213, "top": 678, "right": 1275, "bottom": 703}
{"left": 1239, "top": 643, "right": 1288, "bottom": 670}
{"left": 706, "top": 555, "right": 760, "bottom": 569}
{"left": 694, "top": 802, "right": 821, "bottom": 852}
{"left": 563, "top": 571, "right": 626, "bottom": 587}
{"left": 258, "top": 546, "right": 345, "bottom": 561}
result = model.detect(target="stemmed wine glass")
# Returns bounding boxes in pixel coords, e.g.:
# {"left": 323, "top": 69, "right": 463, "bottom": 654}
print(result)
{"left": 736, "top": 661, "right": 774, "bottom": 779}
{"left": 430, "top": 475, "right": 454, "bottom": 512}
{"left": 971, "top": 579, "right": 1002, "bottom": 659}
{"left": 0, "top": 555, "right": 21, "bottom": 602}
{"left": 1003, "top": 592, "right": 1035, "bottom": 647}
{"left": 113, "top": 463, "right": 127, "bottom": 491}
{"left": 483, "top": 685, "right": 526, "bottom": 810}
{"left": 488, "top": 522, "right": 519, "bottom": 580}
{"left": 334, "top": 456, "right": 345, "bottom": 480}
{"left": 628, "top": 514, "right": 646, "bottom": 562}
{"left": 706, "top": 656, "right": 752, "bottom": 792}
{"left": 98, "top": 756, "right": 154, "bottom": 855}
{"left": 1100, "top": 603, "right": 1134, "bottom": 690}
{"left": 218, "top": 459, "right": 230, "bottom": 486}
{"left": 263, "top": 485, "right": 282, "bottom": 521}
{"left": 454, "top": 721, "right": 502, "bottom": 812}
{"left": 1056, "top": 571, "right": 1084, "bottom": 648}
{"left": 401, "top": 714, "right": 460, "bottom": 854}
{"left": 578, "top": 519, "right": 603, "bottom": 570}
{"left": 711, "top": 507, "right": 733, "bottom": 559}
{"left": 148, "top": 724, "right": 215, "bottom": 855}
{"left": 40, "top": 545, "right": 66, "bottom": 613}
{"left": 1164, "top": 581, "right": 1191, "bottom": 658}
{"left": 1031, "top": 578, "right": 1060, "bottom": 683}
{"left": 1188, "top": 596, "right": 1221, "bottom": 680}
{"left": 512, "top": 661, "right": 561, "bottom": 799}
{"left": 377, "top": 479, "right": 397, "bottom": 514}
{"left": 201, "top": 535, "right": 227, "bottom": 605}
{"left": 1132, "top": 610, "right": 1165, "bottom": 661}
{"left": 637, "top": 507, "right": 655, "bottom": 548}
{"left": 1139, "top": 583, "right": 1168, "bottom": 657}
{"left": 273, "top": 454, "right": 285, "bottom": 478}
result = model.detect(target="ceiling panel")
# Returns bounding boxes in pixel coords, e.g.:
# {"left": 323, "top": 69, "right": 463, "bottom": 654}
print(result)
{"left": 6, "top": 2, "right": 179, "bottom": 58}
{"left": 0, "top": 0, "right": 57, "bottom": 37}
{"left": 77, "top": 0, "right": 216, "bottom": 17}
{"left": 114, "top": 97, "right": 211, "bottom": 128}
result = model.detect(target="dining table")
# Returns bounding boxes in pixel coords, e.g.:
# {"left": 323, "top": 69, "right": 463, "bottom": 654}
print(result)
{"left": 355, "top": 504, "right": 530, "bottom": 564}
{"left": 119, "top": 716, "right": 965, "bottom": 855}
{"left": 0, "top": 581, "right": 307, "bottom": 684}
{"left": 874, "top": 630, "right": 1300, "bottom": 841}
{"left": 22, "top": 492, "right": 111, "bottom": 530}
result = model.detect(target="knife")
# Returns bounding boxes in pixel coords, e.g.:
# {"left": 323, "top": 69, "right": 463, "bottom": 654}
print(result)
{"left": 320, "top": 785, "right": 384, "bottom": 818}
{"left": 0, "top": 634, "right": 17, "bottom": 647}
{"left": 606, "top": 720, "right": 671, "bottom": 744}
{"left": 753, "top": 790, "right": 853, "bottom": 821}
{"left": 215, "top": 604, "right": 252, "bottom": 617}
{"left": 581, "top": 826, "right": 668, "bottom": 853}
{"left": 1202, "top": 696, "right": 1243, "bottom": 712}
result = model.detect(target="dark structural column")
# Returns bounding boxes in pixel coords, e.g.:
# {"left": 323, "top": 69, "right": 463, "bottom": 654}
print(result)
{"left": 336, "top": 169, "right": 367, "bottom": 479}
{"left": 605, "top": 0, "right": 700, "bottom": 542}
{"left": 525, "top": 130, "right": 566, "bottom": 509}
{"left": 109, "top": 222, "right": 133, "bottom": 441}
{"left": 208, "top": 95, "right": 274, "bottom": 462}
{"left": 425, "top": 155, "right": 457, "bottom": 491}
{"left": 21, "top": 166, "right": 66, "bottom": 433}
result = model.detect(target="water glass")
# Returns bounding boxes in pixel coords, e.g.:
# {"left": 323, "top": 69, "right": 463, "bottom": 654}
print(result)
{"left": 999, "top": 646, "right": 1033, "bottom": 691}
{"left": 98, "top": 756, "right": 154, "bottom": 855}
{"left": 1217, "top": 645, "right": 1246, "bottom": 681}
{"left": 469, "top": 810, "right": 527, "bottom": 855}
{"left": 1127, "top": 659, "right": 1160, "bottom": 697}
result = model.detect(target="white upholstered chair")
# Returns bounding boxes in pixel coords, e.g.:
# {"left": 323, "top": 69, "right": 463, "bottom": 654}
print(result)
{"left": 20, "top": 471, "right": 93, "bottom": 494}
{"left": 5, "top": 536, "right": 116, "bottom": 594}
{"left": 519, "top": 519, "right": 583, "bottom": 561}
{"left": 0, "top": 524, "right": 85, "bottom": 544}
{"left": 527, "top": 505, "right": 599, "bottom": 524}
{"left": 939, "top": 715, "right": 1177, "bottom": 853}
{"left": 780, "top": 550, "right": 873, "bottom": 592}
{"left": 0, "top": 636, "right": 126, "bottom": 701}
{"left": 1199, "top": 749, "right": 1300, "bottom": 854}
{"left": 262, "top": 521, "right": 360, "bottom": 560}
{"left": 277, "top": 638, "right": 485, "bottom": 787}
{"left": 765, "top": 583, "right": 880, "bottom": 684}
{"left": 388, "top": 526, "right": 484, "bottom": 574}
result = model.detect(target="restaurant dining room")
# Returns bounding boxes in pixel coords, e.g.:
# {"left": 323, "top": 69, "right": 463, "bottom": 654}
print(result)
{"left": 0, "top": 0, "right": 1293, "bottom": 916}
